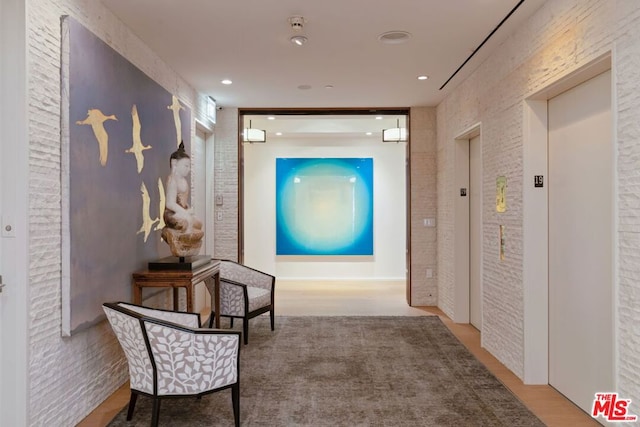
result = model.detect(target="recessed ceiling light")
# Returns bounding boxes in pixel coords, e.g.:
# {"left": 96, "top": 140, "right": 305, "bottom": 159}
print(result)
{"left": 366, "top": 132, "right": 373, "bottom": 136}
{"left": 378, "top": 31, "right": 412, "bottom": 44}
{"left": 375, "top": 116, "right": 383, "bottom": 120}
{"left": 417, "top": 75, "right": 429, "bottom": 81}
{"left": 324, "top": 84, "right": 334, "bottom": 89}
{"left": 221, "top": 79, "right": 232, "bottom": 85}
{"left": 267, "top": 116, "right": 276, "bottom": 120}
{"left": 297, "top": 84, "right": 312, "bottom": 90}
{"left": 276, "top": 132, "right": 283, "bottom": 136}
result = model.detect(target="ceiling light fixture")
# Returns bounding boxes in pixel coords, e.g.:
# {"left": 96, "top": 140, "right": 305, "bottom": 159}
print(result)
{"left": 221, "top": 79, "right": 232, "bottom": 85}
{"left": 417, "top": 75, "right": 429, "bottom": 81}
{"left": 382, "top": 119, "right": 408, "bottom": 143}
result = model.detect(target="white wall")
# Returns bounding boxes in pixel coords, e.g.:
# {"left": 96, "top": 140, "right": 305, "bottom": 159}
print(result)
{"left": 20, "top": 0, "right": 640, "bottom": 423}
{"left": 243, "top": 137, "right": 406, "bottom": 280}
{"left": 24, "top": 0, "right": 210, "bottom": 424}
{"left": 436, "top": 1, "right": 640, "bottom": 410}
{"left": 1, "top": 1, "right": 29, "bottom": 426}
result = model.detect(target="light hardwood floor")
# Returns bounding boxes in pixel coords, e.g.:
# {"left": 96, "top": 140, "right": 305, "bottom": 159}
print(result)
{"left": 78, "top": 280, "right": 599, "bottom": 426}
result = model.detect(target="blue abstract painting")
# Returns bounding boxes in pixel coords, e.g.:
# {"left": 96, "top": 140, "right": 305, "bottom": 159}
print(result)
{"left": 276, "top": 158, "right": 373, "bottom": 255}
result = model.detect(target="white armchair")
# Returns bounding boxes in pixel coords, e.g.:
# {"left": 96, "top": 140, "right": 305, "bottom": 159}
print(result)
{"left": 103, "top": 302, "right": 241, "bottom": 427}
{"left": 206, "top": 260, "right": 275, "bottom": 345}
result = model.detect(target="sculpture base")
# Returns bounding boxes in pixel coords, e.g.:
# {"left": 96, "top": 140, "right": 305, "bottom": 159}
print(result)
{"left": 148, "top": 255, "right": 211, "bottom": 271}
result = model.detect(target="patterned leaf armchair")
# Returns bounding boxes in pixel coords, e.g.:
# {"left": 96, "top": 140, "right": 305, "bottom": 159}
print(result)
{"left": 206, "top": 259, "right": 275, "bottom": 345}
{"left": 103, "top": 302, "right": 241, "bottom": 427}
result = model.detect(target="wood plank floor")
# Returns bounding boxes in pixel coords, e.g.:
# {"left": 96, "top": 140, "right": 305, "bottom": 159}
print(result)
{"left": 77, "top": 280, "right": 598, "bottom": 426}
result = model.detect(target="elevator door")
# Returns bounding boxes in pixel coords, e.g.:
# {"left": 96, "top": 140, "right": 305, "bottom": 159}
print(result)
{"left": 548, "top": 70, "right": 613, "bottom": 413}
{"left": 469, "top": 135, "right": 481, "bottom": 330}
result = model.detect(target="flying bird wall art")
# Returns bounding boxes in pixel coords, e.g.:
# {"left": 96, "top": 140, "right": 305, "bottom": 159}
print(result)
{"left": 75, "top": 108, "right": 117, "bottom": 166}
{"left": 125, "top": 104, "right": 152, "bottom": 173}
{"left": 61, "top": 16, "right": 192, "bottom": 335}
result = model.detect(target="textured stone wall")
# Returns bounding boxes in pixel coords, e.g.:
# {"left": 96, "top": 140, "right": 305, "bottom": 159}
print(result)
{"left": 614, "top": 0, "right": 640, "bottom": 410}
{"left": 436, "top": 0, "right": 638, "bottom": 391}
{"left": 213, "top": 107, "right": 239, "bottom": 260}
{"left": 410, "top": 107, "right": 437, "bottom": 305}
{"left": 26, "top": 0, "right": 202, "bottom": 424}
{"left": 23, "top": 0, "right": 640, "bottom": 423}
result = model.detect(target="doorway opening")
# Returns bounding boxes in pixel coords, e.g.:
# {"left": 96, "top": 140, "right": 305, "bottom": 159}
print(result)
{"left": 238, "top": 108, "right": 410, "bottom": 302}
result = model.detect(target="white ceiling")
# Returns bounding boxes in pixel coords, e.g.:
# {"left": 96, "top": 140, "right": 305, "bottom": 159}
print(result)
{"left": 100, "top": 0, "right": 547, "bottom": 109}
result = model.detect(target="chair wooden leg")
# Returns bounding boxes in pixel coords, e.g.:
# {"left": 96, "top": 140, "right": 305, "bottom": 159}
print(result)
{"left": 126, "top": 391, "right": 138, "bottom": 421}
{"left": 230, "top": 317, "right": 234, "bottom": 328}
{"left": 151, "top": 398, "right": 161, "bottom": 427}
{"left": 232, "top": 383, "right": 240, "bottom": 427}
{"left": 243, "top": 319, "right": 249, "bottom": 345}
{"left": 270, "top": 308, "right": 275, "bottom": 331}
{"left": 208, "top": 311, "right": 214, "bottom": 328}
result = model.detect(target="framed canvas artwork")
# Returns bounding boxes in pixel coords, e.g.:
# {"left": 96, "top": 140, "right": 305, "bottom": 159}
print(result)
{"left": 276, "top": 158, "right": 374, "bottom": 256}
{"left": 61, "top": 16, "right": 191, "bottom": 335}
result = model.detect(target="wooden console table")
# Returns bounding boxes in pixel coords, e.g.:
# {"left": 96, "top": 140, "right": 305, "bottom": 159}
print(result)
{"left": 132, "top": 259, "right": 221, "bottom": 328}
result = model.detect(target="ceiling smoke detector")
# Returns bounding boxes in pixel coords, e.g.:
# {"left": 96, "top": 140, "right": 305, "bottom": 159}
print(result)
{"left": 288, "top": 16, "right": 306, "bottom": 32}
{"left": 288, "top": 15, "right": 308, "bottom": 46}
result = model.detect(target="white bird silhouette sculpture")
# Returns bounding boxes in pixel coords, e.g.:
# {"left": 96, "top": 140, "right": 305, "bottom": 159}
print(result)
{"left": 155, "top": 178, "right": 166, "bottom": 231}
{"left": 167, "top": 95, "right": 184, "bottom": 147}
{"left": 76, "top": 109, "right": 117, "bottom": 166}
{"left": 137, "top": 182, "right": 159, "bottom": 242}
{"left": 125, "top": 105, "right": 152, "bottom": 173}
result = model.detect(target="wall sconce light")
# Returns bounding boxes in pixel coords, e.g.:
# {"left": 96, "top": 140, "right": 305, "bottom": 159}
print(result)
{"left": 382, "top": 119, "right": 408, "bottom": 142}
{"left": 243, "top": 120, "right": 266, "bottom": 143}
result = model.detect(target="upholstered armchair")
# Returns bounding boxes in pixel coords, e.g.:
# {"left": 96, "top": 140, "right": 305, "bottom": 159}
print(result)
{"left": 103, "top": 302, "right": 241, "bottom": 427}
{"left": 206, "top": 259, "right": 275, "bottom": 345}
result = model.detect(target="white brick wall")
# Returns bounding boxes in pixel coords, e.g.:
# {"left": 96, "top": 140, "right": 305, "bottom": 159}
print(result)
{"left": 26, "top": 1, "right": 202, "bottom": 425}
{"left": 614, "top": 0, "right": 640, "bottom": 412}
{"left": 437, "top": 1, "right": 640, "bottom": 408}
{"left": 213, "top": 107, "right": 239, "bottom": 260}
{"left": 410, "top": 107, "right": 438, "bottom": 305}
{"left": 22, "top": 0, "right": 640, "bottom": 423}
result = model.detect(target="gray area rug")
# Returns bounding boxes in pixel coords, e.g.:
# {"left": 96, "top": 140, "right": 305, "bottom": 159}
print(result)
{"left": 108, "top": 316, "right": 544, "bottom": 426}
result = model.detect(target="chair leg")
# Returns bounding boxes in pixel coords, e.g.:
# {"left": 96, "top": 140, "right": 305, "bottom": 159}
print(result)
{"left": 243, "top": 318, "right": 249, "bottom": 345}
{"left": 270, "top": 308, "right": 275, "bottom": 331}
{"left": 126, "top": 391, "right": 138, "bottom": 421}
{"left": 230, "top": 317, "right": 234, "bottom": 328}
{"left": 232, "top": 382, "right": 240, "bottom": 427}
{"left": 208, "top": 311, "right": 214, "bottom": 328}
{"left": 151, "top": 398, "right": 161, "bottom": 427}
